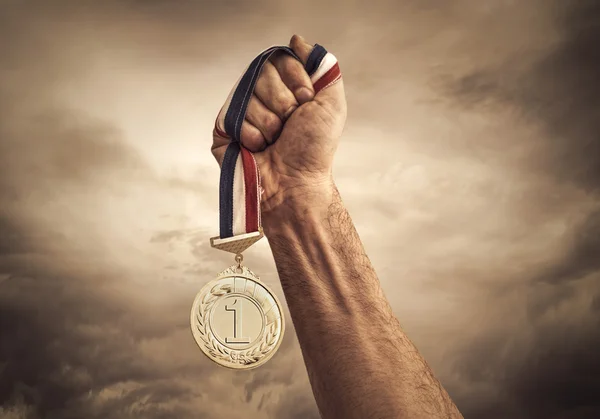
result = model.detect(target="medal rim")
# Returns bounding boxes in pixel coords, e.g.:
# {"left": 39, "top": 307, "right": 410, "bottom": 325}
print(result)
{"left": 190, "top": 268, "right": 285, "bottom": 370}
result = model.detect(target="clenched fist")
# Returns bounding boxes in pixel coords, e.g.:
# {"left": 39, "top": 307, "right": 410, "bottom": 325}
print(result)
{"left": 211, "top": 35, "right": 347, "bottom": 217}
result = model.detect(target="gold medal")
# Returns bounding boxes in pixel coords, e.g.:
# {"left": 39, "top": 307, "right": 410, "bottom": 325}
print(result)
{"left": 191, "top": 230, "right": 285, "bottom": 369}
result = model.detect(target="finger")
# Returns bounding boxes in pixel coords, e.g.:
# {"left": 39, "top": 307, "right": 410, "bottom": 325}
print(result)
{"left": 240, "top": 120, "right": 267, "bottom": 152}
{"left": 290, "top": 34, "right": 346, "bottom": 112}
{"left": 269, "top": 51, "right": 314, "bottom": 104}
{"left": 254, "top": 60, "right": 298, "bottom": 121}
{"left": 289, "top": 34, "right": 315, "bottom": 66}
{"left": 245, "top": 94, "right": 282, "bottom": 144}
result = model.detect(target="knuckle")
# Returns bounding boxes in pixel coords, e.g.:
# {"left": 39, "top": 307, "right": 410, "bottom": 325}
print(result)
{"left": 242, "top": 128, "right": 265, "bottom": 152}
{"left": 263, "top": 113, "right": 282, "bottom": 139}
{"left": 274, "top": 90, "right": 290, "bottom": 107}
{"left": 275, "top": 91, "right": 297, "bottom": 118}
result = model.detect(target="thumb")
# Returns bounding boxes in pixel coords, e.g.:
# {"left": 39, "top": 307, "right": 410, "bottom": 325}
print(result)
{"left": 289, "top": 34, "right": 315, "bottom": 66}
{"left": 289, "top": 34, "right": 346, "bottom": 117}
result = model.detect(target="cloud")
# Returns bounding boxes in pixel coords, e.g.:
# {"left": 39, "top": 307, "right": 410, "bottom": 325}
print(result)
{"left": 435, "top": 3, "right": 600, "bottom": 416}
{"left": 534, "top": 210, "right": 600, "bottom": 286}
{"left": 1, "top": 0, "right": 599, "bottom": 418}
{"left": 439, "top": 0, "right": 600, "bottom": 192}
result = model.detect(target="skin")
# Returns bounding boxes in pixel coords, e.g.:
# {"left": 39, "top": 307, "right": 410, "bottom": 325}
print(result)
{"left": 212, "top": 35, "right": 463, "bottom": 419}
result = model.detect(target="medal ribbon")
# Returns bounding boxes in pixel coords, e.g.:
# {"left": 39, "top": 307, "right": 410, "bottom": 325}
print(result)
{"left": 214, "top": 44, "right": 342, "bottom": 239}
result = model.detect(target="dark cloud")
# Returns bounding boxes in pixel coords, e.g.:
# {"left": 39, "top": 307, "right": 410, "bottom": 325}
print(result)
{"left": 534, "top": 209, "right": 600, "bottom": 286}
{"left": 436, "top": 2, "right": 600, "bottom": 418}
{"left": 512, "top": 215, "right": 600, "bottom": 418}
{"left": 0, "top": 4, "right": 186, "bottom": 415}
{"left": 441, "top": 0, "right": 600, "bottom": 192}
{"left": 273, "top": 392, "right": 321, "bottom": 419}
{"left": 531, "top": 0, "right": 600, "bottom": 190}
{"left": 454, "top": 272, "right": 600, "bottom": 419}
{"left": 509, "top": 320, "right": 600, "bottom": 419}
{"left": 0, "top": 244, "right": 219, "bottom": 418}
{"left": 243, "top": 362, "right": 296, "bottom": 403}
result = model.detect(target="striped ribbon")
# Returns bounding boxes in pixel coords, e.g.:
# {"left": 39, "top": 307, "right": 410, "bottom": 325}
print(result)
{"left": 214, "top": 44, "right": 342, "bottom": 239}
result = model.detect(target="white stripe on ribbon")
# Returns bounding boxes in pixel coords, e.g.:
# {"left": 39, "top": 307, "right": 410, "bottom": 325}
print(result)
{"left": 310, "top": 52, "right": 338, "bottom": 84}
{"left": 231, "top": 153, "right": 246, "bottom": 235}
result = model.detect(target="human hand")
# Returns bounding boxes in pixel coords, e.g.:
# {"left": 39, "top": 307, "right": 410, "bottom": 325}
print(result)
{"left": 211, "top": 35, "right": 346, "bottom": 217}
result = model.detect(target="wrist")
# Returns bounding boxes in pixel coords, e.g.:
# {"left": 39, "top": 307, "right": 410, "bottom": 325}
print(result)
{"left": 261, "top": 176, "right": 336, "bottom": 237}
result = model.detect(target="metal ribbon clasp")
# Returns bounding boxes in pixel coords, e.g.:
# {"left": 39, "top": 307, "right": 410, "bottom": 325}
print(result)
{"left": 210, "top": 228, "right": 264, "bottom": 254}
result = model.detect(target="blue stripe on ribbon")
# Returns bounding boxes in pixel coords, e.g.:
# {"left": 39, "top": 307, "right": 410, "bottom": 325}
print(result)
{"left": 305, "top": 44, "right": 327, "bottom": 76}
{"left": 219, "top": 141, "right": 241, "bottom": 238}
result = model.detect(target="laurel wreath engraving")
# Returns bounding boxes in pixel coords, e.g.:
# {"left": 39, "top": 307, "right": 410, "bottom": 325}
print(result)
{"left": 195, "top": 283, "right": 280, "bottom": 365}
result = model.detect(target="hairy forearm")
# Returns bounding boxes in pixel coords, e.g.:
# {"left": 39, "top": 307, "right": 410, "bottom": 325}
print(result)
{"left": 263, "top": 182, "right": 462, "bottom": 419}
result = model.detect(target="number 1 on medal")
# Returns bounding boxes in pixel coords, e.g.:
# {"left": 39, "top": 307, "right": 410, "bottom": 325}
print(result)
{"left": 225, "top": 298, "right": 250, "bottom": 344}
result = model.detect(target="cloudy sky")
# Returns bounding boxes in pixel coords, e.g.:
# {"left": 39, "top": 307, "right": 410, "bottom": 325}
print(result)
{"left": 1, "top": 0, "right": 598, "bottom": 418}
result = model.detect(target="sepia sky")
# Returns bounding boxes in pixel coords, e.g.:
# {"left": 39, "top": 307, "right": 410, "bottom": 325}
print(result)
{"left": 1, "top": 0, "right": 599, "bottom": 418}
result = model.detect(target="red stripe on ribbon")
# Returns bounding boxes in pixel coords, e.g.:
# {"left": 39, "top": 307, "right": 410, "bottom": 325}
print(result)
{"left": 313, "top": 62, "right": 341, "bottom": 94}
{"left": 240, "top": 146, "right": 260, "bottom": 232}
